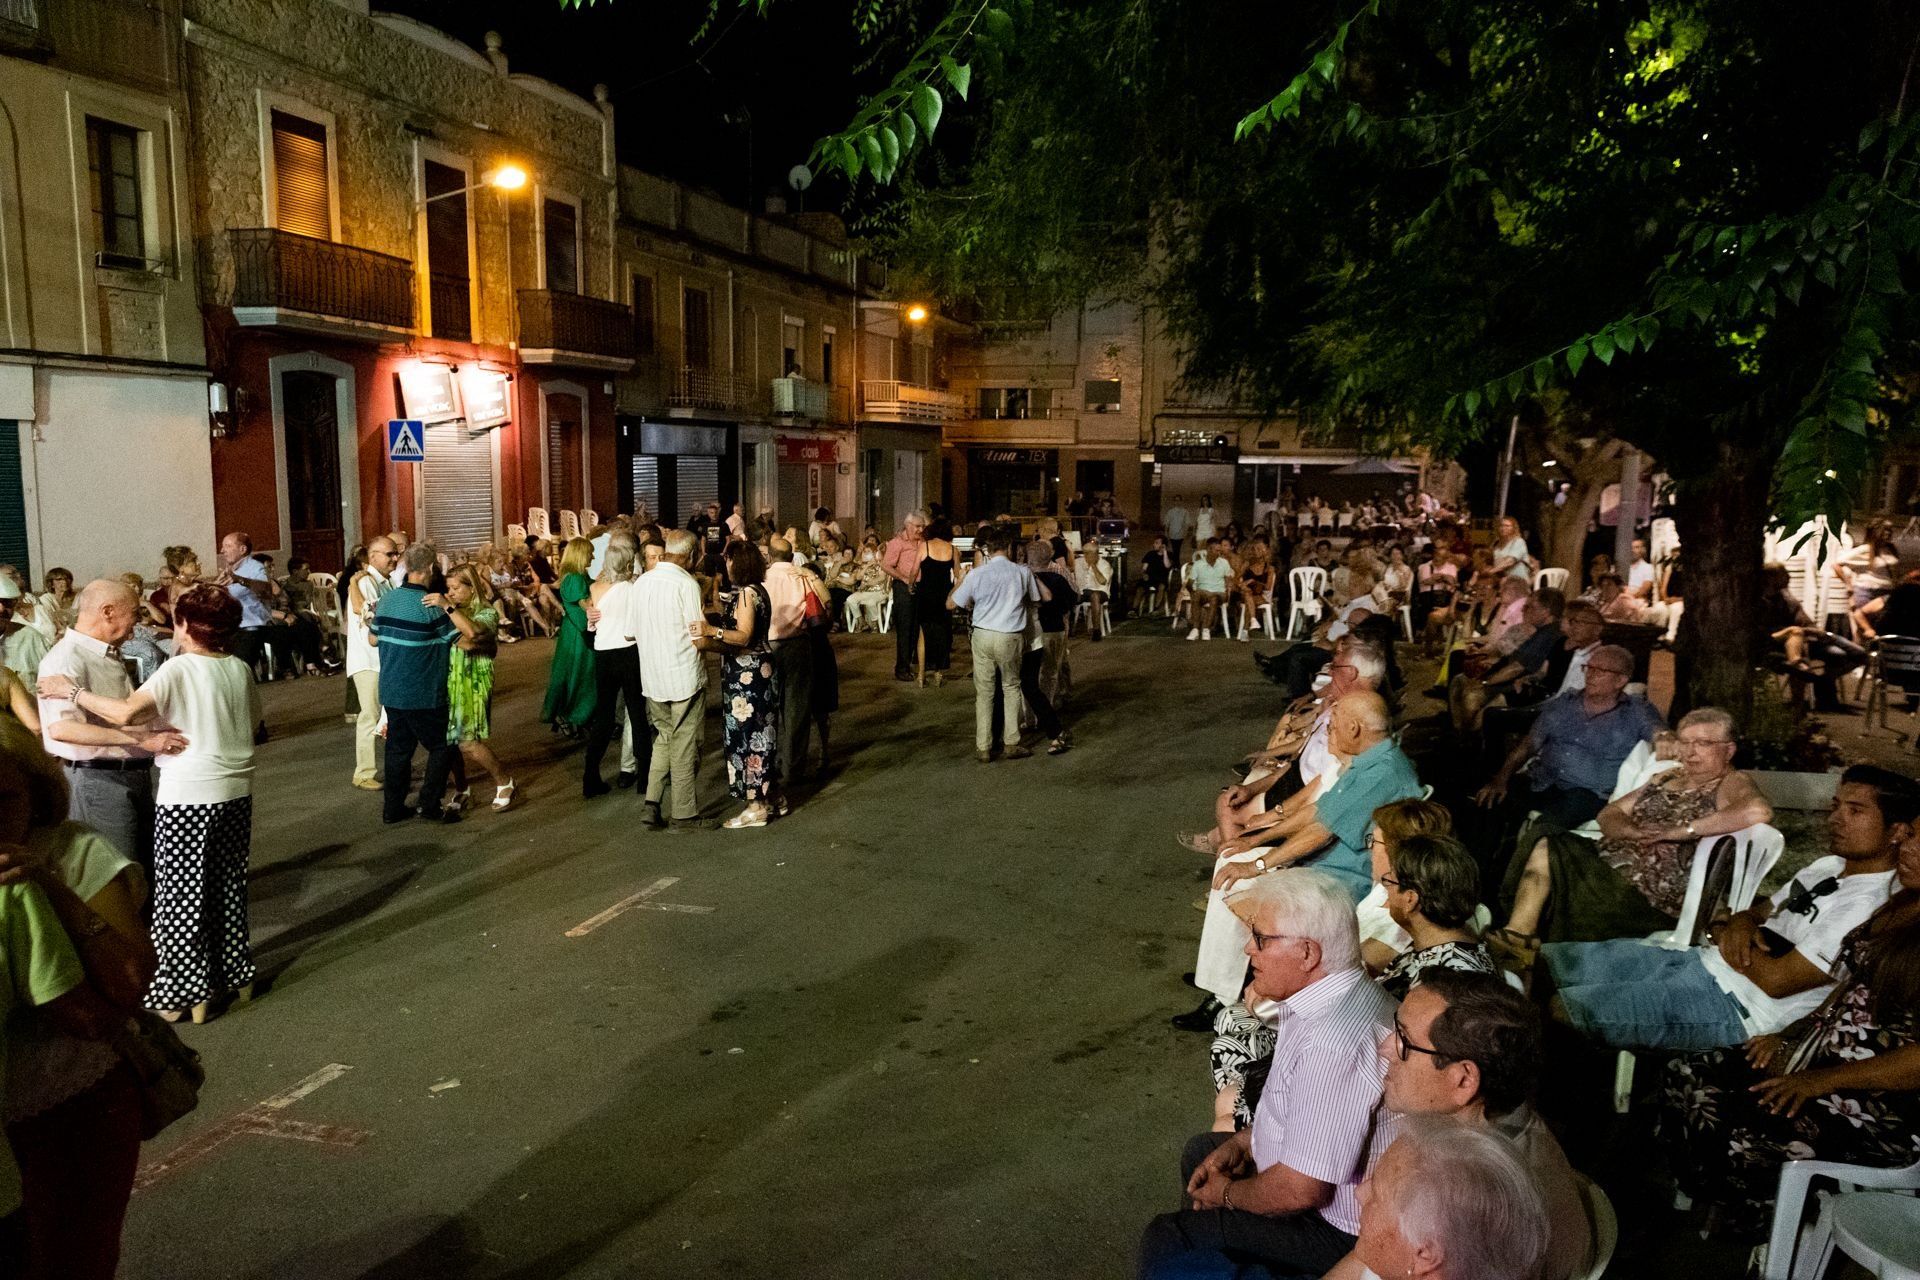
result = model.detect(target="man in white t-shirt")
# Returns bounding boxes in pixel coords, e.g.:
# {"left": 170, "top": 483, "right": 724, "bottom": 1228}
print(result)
{"left": 345, "top": 537, "right": 397, "bottom": 790}
{"left": 1624, "top": 537, "right": 1658, "bottom": 602}
{"left": 1541, "top": 764, "right": 1910, "bottom": 1049}
{"left": 629, "top": 530, "right": 717, "bottom": 830}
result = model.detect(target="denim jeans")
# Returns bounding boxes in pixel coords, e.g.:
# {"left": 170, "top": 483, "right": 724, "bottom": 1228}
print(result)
{"left": 1542, "top": 939, "right": 1749, "bottom": 1050}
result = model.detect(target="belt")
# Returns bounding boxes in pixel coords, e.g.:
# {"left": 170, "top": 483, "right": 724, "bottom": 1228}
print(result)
{"left": 61, "top": 757, "right": 153, "bottom": 772}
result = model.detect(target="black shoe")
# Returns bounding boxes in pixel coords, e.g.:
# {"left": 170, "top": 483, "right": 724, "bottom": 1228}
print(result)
{"left": 642, "top": 803, "right": 668, "bottom": 830}
{"left": 583, "top": 778, "right": 612, "bottom": 799}
{"left": 381, "top": 808, "right": 416, "bottom": 825}
{"left": 667, "top": 816, "right": 720, "bottom": 832}
{"left": 615, "top": 771, "right": 637, "bottom": 790}
{"left": 418, "top": 808, "right": 462, "bottom": 824}
{"left": 1181, "top": 971, "right": 1200, "bottom": 990}
{"left": 1170, "top": 998, "right": 1222, "bottom": 1034}
{"left": 895, "top": 670, "right": 914, "bottom": 682}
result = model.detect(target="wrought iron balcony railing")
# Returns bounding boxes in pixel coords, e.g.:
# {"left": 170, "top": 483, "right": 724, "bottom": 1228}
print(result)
{"left": 516, "top": 290, "right": 636, "bottom": 364}
{"left": 226, "top": 228, "right": 413, "bottom": 332}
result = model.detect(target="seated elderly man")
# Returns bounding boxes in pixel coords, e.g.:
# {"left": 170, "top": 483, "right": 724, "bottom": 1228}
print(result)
{"left": 0, "top": 572, "right": 50, "bottom": 684}
{"left": 1180, "top": 638, "right": 1388, "bottom": 855}
{"left": 1449, "top": 588, "right": 1566, "bottom": 733}
{"left": 1141, "top": 870, "right": 1400, "bottom": 1280}
{"left": 1176, "top": 692, "right": 1422, "bottom": 1031}
{"left": 1541, "top": 763, "right": 1907, "bottom": 1049}
{"left": 1320, "top": 970, "right": 1593, "bottom": 1280}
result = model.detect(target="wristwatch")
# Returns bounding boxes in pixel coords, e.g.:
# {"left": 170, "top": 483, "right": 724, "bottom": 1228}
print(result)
{"left": 1254, "top": 857, "right": 1267, "bottom": 873}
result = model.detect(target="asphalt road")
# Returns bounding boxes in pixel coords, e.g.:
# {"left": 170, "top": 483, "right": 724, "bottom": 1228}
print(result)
{"left": 119, "top": 617, "right": 1280, "bottom": 1279}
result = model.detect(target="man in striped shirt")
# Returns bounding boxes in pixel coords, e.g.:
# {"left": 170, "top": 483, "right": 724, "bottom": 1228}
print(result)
{"left": 1140, "top": 869, "right": 1399, "bottom": 1279}
{"left": 372, "top": 543, "right": 461, "bottom": 824}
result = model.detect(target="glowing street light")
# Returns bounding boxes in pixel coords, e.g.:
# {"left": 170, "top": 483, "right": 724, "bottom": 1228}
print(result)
{"left": 486, "top": 164, "right": 529, "bottom": 191}
{"left": 905, "top": 304, "right": 930, "bottom": 323}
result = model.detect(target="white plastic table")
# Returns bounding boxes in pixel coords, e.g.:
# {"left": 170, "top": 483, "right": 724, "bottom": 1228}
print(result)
{"left": 1829, "top": 1192, "right": 1920, "bottom": 1279}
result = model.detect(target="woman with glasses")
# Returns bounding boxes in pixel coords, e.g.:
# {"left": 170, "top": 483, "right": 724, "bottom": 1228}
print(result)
{"left": 1375, "top": 834, "right": 1498, "bottom": 999}
{"left": 1490, "top": 707, "right": 1773, "bottom": 970}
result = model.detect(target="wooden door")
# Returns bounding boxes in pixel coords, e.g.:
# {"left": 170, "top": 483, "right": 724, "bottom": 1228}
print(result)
{"left": 282, "top": 369, "right": 344, "bottom": 571}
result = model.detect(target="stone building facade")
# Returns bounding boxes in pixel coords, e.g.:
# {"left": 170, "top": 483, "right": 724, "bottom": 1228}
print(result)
{"left": 0, "top": 0, "right": 214, "bottom": 582}
{"left": 184, "top": 0, "right": 622, "bottom": 569}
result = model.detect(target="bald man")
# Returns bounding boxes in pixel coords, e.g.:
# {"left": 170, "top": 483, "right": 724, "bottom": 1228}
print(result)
{"left": 36, "top": 579, "right": 188, "bottom": 869}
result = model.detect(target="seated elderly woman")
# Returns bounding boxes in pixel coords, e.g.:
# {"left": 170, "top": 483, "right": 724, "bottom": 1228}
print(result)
{"left": 1490, "top": 707, "right": 1774, "bottom": 969}
{"left": 1657, "top": 815, "right": 1920, "bottom": 1240}
{"left": 1335, "top": 1116, "right": 1552, "bottom": 1280}
{"left": 844, "top": 557, "right": 891, "bottom": 632}
{"left": 1375, "top": 834, "right": 1498, "bottom": 998}
{"left": 1356, "top": 798, "right": 1457, "bottom": 973}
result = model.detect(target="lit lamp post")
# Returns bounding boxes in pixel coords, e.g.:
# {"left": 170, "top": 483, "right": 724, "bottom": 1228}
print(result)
{"left": 416, "top": 163, "right": 529, "bottom": 343}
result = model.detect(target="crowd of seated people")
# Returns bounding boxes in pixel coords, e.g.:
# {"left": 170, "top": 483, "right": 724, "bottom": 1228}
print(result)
{"left": 1142, "top": 551, "right": 1920, "bottom": 1279}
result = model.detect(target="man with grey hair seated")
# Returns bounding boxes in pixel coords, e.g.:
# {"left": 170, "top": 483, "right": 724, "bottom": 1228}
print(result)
{"left": 1140, "top": 868, "right": 1400, "bottom": 1278}
{"left": 1338, "top": 1115, "right": 1552, "bottom": 1280}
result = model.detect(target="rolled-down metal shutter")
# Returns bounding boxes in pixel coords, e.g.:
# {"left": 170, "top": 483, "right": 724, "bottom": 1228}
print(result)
{"left": 422, "top": 423, "right": 496, "bottom": 557}
{"left": 676, "top": 456, "right": 718, "bottom": 520}
{"left": 630, "top": 455, "right": 659, "bottom": 523}
{"left": 0, "top": 423, "right": 27, "bottom": 577}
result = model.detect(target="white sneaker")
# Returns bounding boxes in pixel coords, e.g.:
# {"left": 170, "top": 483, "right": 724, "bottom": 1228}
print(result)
{"left": 1186, "top": 628, "right": 1200, "bottom": 641}
{"left": 1201, "top": 628, "right": 1212, "bottom": 641}
{"left": 1237, "top": 631, "right": 1249, "bottom": 642}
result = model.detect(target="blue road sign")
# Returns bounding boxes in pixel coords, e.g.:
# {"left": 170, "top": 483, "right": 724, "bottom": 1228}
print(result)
{"left": 387, "top": 419, "right": 425, "bottom": 462}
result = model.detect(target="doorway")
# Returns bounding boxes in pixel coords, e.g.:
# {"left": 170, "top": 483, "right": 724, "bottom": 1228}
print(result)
{"left": 546, "top": 392, "right": 585, "bottom": 513}
{"left": 281, "top": 369, "right": 345, "bottom": 570}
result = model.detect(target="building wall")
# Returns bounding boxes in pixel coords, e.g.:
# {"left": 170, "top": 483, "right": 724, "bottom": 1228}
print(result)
{"left": 18, "top": 370, "right": 216, "bottom": 580}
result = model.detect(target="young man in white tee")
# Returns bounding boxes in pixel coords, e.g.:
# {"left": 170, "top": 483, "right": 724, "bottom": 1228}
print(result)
{"left": 1540, "top": 764, "right": 1909, "bottom": 1050}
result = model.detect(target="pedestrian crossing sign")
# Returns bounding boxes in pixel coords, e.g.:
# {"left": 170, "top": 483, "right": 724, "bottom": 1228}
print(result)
{"left": 387, "top": 419, "right": 425, "bottom": 462}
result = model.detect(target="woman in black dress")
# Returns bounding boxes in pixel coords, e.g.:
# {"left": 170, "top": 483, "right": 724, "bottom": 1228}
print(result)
{"left": 915, "top": 520, "right": 957, "bottom": 686}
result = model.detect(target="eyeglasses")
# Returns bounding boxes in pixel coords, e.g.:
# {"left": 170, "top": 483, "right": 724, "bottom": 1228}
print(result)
{"left": 1379, "top": 873, "right": 1417, "bottom": 894}
{"left": 1391, "top": 1019, "right": 1445, "bottom": 1062}
{"left": 1249, "top": 927, "right": 1300, "bottom": 951}
{"left": 1587, "top": 665, "right": 1632, "bottom": 678}
{"left": 1677, "top": 735, "right": 1733, "bottom": 748}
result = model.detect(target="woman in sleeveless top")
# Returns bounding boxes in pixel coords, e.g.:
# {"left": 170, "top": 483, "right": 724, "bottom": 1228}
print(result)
{"left": 915, "top": 520, "right": 957, "bottom": 685}
{"left": 710, "top": 542, "right": 782, "bottom": 828}
{"left": 1492, "top": 707, "right": 1773, "bottom": 965}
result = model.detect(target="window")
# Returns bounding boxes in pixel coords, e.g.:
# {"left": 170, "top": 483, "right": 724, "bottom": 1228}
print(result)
{"left": 542, "top": 197, "right": 579, "bottom": 294}
{"left": 85, "top": 117, "right": 144, "bottom": 265}
{"left": 423, "top": 160, "right": 471, "bottom": 341}
{"left": 631, "top": 274, "right": 655, "bottom": 354}
{"left": 782, "top": 318, "right": 804, "bottom": 377}
{"left": 821, "top": 331, "right": 835, "bottom": 386}
{"left": 270, "top": 110, "right": 331, "bottom": 239}
{"left": 683, "top": 287, "right": 711, "bottom": 369}
{"left": 1085, "top": 378, "right": 1122, "bottom": 412}
{"left": 976, "top": 387, "right": 1051, "bottom": 419}
{"left": 977, "top": 388, "right": 1002, "bottom": 418}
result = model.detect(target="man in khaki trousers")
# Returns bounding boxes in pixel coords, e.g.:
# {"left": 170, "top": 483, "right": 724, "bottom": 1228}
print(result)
{"left": 631, "top": 530, "right": 719, "bottom": 830}
{"left": 346, "top": 537, "right": 397, "bottom": 789}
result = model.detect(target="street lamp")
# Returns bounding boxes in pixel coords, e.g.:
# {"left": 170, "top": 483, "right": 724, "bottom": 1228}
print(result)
{"left": 422, "top": 163, "right": 530, "bottom": 206}
{"left": 905, "top": 304, "right": 929, "bottom": 323}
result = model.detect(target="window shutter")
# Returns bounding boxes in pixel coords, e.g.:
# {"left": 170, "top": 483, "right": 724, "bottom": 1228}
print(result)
{"left": 271, "top": 111, "right": 331, "bottom": 240}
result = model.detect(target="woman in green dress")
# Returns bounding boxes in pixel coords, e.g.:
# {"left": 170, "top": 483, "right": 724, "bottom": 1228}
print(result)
{"left": 445, "top": 564, "right": 514, "bottom": 811}
{"left": 540, "top": 537, "right": 598, "bottom": 736}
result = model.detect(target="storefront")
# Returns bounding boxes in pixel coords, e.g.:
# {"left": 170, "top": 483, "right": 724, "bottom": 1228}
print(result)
{"left": 967, "top": 446, "right": 1058, "bottom": 522}
{"left": 776, "top": 432, "right": 854, "bottom": 532}
{"left": 619, "top": 418, "right": 734, "bottom": 527}
{"left": 857, "top": 422, "right": 941, "bottom": 538}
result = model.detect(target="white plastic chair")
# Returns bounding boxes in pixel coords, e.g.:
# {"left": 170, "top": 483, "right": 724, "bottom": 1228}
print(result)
{"left": 1336, "top": 511, "right": 1354, "bottom": 530}
{"left": 306, "top": 572, "right": 342, "bottom": 652}
{"left": 1296, "top": 510, "right": 1313, "bottom": 531}
{"left": 1235, "top": 589, "right": 1276, "bottom": 641}
{"left": 1535, "top": 566, "right": 1571, "bottom": 592}
{"left": 1613, "top": 823, "right": 1786, "bottom": 1112}
{"left": 1172, "top": 561, "right": 1194, "bottom": 629}
{"left": 1765, "top": 1157, "right": 1920, "bottom": 1280}
{"left": 1576, "top": 1175, "right": 1619, "bottom": 1280}
{"left": 505, "top": 522, "right": 528, "bottom": 549}
{"left": 1397, "top": 601, "right": 1414, "bottom": 641}
{"left": 580, "top": 508, "right": 600, "bottom": 530}
{"left": 526, "top": 507, "right": 552, "bottom": 539}
{"left": 1286, "top": 567, "right": 1327, "bottom": 638}
{"left": 558, "top": 509, "right": 581, "bottom": 540}
{"left": 1316, "top": 510, "right": 1334, "bottom": 530}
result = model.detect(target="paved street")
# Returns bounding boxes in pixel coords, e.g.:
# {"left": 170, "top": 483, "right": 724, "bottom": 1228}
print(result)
{"left": 121, "top": 619, "right": 1272, "bottom": 1279}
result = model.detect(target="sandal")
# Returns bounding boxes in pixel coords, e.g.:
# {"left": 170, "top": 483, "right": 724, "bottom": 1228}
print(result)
{"left": 1486, "top": 927, "right": 1541, "bottom": 972}
{"left": 1047, "top": 736, "right": 1071, "bottom": 755}
{"left": 723, "top": 805, "right": 769, "bottom": 829}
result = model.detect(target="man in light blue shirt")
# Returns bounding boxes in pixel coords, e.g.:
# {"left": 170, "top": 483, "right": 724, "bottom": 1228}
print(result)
{"left": 951, "top": 525, "right": 1041, "bottom": 761}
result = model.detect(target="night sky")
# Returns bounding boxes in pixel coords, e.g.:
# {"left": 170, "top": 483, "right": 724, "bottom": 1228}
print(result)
{"left": 383, "top": 0, "right": 862, "bottom": 212}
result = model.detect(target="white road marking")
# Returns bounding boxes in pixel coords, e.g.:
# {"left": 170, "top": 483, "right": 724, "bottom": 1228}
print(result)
{"left": 565, "top": 876, "right": 715, "bottom": 937}
{"left": 134, "top": 1063, "right": 367, "bottom": 1192}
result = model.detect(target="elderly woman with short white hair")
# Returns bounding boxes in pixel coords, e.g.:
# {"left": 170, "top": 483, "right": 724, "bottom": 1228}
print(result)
{"left": 1332, "top": 1114, "right": 1551, "bottom": 1280}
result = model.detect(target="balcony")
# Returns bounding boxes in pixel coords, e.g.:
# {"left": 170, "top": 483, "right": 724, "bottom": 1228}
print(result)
{"left": 771, "top": 376, "right": 831, "bottom": 421}
{"left": 227, "top": 229, "right": 413, "bottom": 342}
{"left": 427, "top": 272, "right": 472, "bottom": 342}
{"left": 517, "top": 290, "right": 636, "bottom": 371}
{"left": 860, "top": 379, "right": 965, "bottom": 424}
{"left": 668, "top": 367, "right": 756, "bottom": 418}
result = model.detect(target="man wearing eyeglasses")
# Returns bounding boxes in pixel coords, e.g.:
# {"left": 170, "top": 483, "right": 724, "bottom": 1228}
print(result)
{"left": 1540, "top": 764, "right": 1911, "bottom": 1050}
{"left": 1140, "top": 869, "right": 1400, "bottom": 1280}
{"left": 345, "top": 536, "right": 397, "bottom": 790}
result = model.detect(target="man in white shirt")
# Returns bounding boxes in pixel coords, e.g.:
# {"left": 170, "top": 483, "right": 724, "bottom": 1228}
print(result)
{"left": 1163, "top": 498, "right": 1191, "bottom": 564}
{"left": 1624, "top": 537, "right": 1658, "bottom": 602}
{"left": 950, "top": 525, "right": 1040, "bottom": 761}
{"left": 345, "top": 537, "right": 397, "bottom": 790}
{"left": 36, "top": 579, "right": 187, "bottom": 868}
{"left": 0, "top": 573, "right": 49, "bottom": 684}
{"left": 629, "top": 529, "right": 717, "bottom": 830}
{"left": 1542, "top": 764, "right": 1908, "bottom": 1049}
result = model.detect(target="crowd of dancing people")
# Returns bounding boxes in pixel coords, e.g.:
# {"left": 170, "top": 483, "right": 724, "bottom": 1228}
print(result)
{"left": 1133, "top": 500, "right": 1920, "bottom": 1277}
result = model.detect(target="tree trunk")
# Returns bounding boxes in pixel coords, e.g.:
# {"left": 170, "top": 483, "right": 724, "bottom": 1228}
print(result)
{"left": 1535, "top": 439, "right": 1629, "bottom": 581}
{"left": 1669, "top": 438, "right": 1774, "bottom": 725}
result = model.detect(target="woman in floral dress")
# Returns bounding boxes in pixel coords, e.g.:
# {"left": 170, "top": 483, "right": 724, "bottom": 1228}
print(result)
{"left": 708, "top": 541, "right": 782, "bottom": 829}
{"left": 444, "top": 565, "right": 514, "bottom": 812}
{"left": 1657, "top": 845, "right": 1920, "bottom": 1237}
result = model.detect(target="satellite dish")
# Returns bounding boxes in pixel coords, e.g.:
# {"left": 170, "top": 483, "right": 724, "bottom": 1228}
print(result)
{"left": 788, "top": 164, "right": 813, "bottom": 192}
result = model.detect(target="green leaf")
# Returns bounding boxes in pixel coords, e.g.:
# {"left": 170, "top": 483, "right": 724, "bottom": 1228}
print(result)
{"left": 1312, "top": 48, "right": 1338, "bottom": 83}
{"left": 1566, "top": 341, "right": 1589, "bottom": 377}
{"left": 1613, "top": 323, "right": 1637, "bottom": 356}
{"left": 1463, "top": 390, "right": 1481, "bottom": 415}
{"left": 1635, "top": 315, "right": 1660, "bottom": 349}
{"left": 837, "top": 138, "right": 859, "bottom": 177}
{"left": 1504, "top": 371, "right": 1525, "bottom": 401}
{"left": 941, "top": 56, "right": 971, "bottom": 100}
{"left": 1531, "top": 358, "right": 1554, "bottom": 391}
{"left": 1814, "top": 257, "right": 1839, "bottom": 289}
{"left": 895, "top": 109, "right": 918, "bottom": 151}
{"left": 876, "top": 125, "right": 900, "bottom": 175}
{"left": 910, "top": 83, "right": 944, "bottom": 137}
{"left": 983, "top": 7, "right": 1014, "bottom": 41}
{"left": 1592, "top": 331, "right": 1616, "bottom": 365}
{"left": 858, "top": 131, "right": 884, "bottom": 176}
{"left": 1860, "top": 118, "right": 1886, "bottom": 153}
{"left": 1443, "top": 394, "right": 1459, "bottom": 417}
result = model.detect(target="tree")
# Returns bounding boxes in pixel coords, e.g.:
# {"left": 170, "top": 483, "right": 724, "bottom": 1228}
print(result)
{"left": 795, "top": 0, "right": 1920, "bottom": 724}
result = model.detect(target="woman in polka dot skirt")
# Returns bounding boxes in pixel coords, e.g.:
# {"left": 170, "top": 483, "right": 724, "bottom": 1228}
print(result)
{"left": 41, "top": 583, "right": 262, "bottom": 1024}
